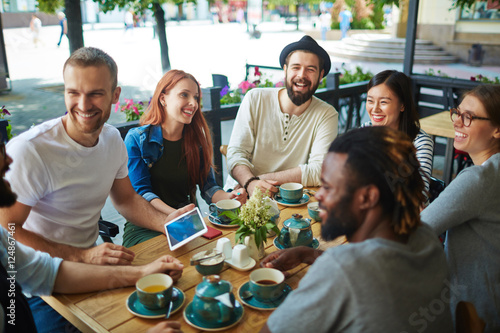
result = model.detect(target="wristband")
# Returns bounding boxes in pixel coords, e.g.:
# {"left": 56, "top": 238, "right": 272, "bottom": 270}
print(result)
{"left": 243, "top": 176, "right": 260, "bottom": 192}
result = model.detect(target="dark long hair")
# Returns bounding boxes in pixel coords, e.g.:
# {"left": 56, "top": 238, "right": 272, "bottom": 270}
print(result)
{"left": 329, "top": 127, "right": 426, "bottom": 235}
{"left": 367, "top": 70, "right": 420, "bottom": 140}
{"left": 140, "top": 70, "right": 214, "bottom": 187}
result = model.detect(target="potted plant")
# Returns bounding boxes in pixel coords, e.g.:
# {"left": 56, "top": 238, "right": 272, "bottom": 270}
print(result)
{"left": 0, "top": 106, "right": 12, "bottom": 142}
{"left": 223, "top": 187, "right": 280, "bottom": 260}
{"left": 114, "top": 98, "right": 150, "bottom": 122}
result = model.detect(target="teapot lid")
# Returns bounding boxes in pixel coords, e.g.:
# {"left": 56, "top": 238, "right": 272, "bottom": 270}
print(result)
{"left": 283, "top": 214, "right": 311, "bottom": 230}
{"left": 195, "top": 275, "right": 232, "bottom": 298}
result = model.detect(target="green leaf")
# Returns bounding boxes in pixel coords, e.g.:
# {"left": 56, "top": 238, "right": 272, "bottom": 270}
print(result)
{"left": 272, "top": 226, "right": 280, "bottom": 237}
{"left": 255, "top": 232, "right": 262, "bottom": 249}
{"left": 265, "top": 222, "right": 276, "bottom": 230}
{"left": 220, "top": 210, "right": 239, "bottom": 222}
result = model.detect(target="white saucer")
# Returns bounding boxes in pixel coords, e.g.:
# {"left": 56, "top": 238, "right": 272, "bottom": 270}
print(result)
{"left": 224, "top": 257, "right": 256, "bottom": 271}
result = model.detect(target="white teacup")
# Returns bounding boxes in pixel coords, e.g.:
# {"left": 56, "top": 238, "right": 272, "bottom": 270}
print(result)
{"left": 231, "top": 244, "right": 250, "bottom": 267}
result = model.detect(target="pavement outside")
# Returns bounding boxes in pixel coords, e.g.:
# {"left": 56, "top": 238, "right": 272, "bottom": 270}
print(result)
{"left": 2, "top": 20, "right": 499, "bottom": 245}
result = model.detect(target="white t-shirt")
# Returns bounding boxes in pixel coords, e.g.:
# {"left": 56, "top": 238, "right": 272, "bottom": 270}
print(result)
{"left": 6, "top": 117, "right": 128, "bottom": 248}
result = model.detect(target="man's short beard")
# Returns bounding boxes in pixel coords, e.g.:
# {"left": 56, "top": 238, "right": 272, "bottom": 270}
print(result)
{"left": 285, "top": 77, "right": 320, "bottom": 107}
{"left": 321, "top": 191, "right": 357, "bottom": 241}
{"left": 0, "top": 182, "right": 17, "bottom": 208}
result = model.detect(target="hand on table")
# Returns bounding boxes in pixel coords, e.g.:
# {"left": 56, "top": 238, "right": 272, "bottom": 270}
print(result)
{"left": 81, "top": 243, "right": 135, "bottom": 265}
{"left": 143, "top": 255, "right": 184, "bottom": 282}
{"left": 248, "top": 179, "right": 279, "bottom": 197}
{"left": 260, "top": 247, "right": 321, "bottom": 277}
{"left": 147, "top": 321, "right": 183, "bottom": 333}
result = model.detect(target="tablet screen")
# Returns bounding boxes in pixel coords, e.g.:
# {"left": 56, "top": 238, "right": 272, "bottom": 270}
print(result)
{"left": 164, "top": 207, "right": 208, "bottom": 251}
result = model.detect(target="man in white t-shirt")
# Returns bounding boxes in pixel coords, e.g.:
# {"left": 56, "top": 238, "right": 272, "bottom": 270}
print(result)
{"left": 3, "top": 47, "right": 193, "bottom": 264}
{"left": 0, "top": 140, "right": 184, "bottom": 333}
{"left": 226, "top": 35, "right": 338, "bottom": 197}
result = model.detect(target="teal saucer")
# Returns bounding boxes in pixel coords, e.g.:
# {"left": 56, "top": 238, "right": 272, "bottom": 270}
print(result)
{"left": 183, "top": 300, "right": 244, "bottom": 331}
{"left": 274, "top": 194, "right": 310, "bottom": 207}
{"left": 238, "top": 282, "right": 292, "bottom": 310}
{"left": 273, "top": 237, "right": 320, "bottom": 250}
{"left": 126, "top": 287, "right": 185, "bottom": 319}
{"left": 208, "top": 212, "right": 238, "bottom": 228}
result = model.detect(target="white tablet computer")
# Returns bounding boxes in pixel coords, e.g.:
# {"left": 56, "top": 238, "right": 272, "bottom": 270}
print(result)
{"left": 164, "top": 207, "right": 208, "bottom": 251}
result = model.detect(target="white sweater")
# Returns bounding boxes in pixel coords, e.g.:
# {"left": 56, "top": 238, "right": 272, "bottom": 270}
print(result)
{"left": 226, "top": 88, "right": 338, "bottom": 189}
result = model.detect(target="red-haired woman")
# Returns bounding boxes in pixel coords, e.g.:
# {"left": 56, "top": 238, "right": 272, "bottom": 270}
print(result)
{"left": 123, "top": 70, "right": 246, "bottom": 247}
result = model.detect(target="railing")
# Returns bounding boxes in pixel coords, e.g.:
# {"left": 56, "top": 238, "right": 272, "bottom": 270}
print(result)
{"left": 411, "top": 74, "right": 480, "bottom": 118}
{"left": 201, "top": 71, "right": 369, "bottom": 185}
{"left": 114, "top": 71, "right": 481, "bottom": 187}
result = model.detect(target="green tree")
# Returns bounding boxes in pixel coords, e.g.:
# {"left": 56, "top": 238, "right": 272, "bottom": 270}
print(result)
{"left": 99, "top": 0, "right": 195, "bottom": 72}
{"left": 38, "top": 0, "right": 84, "bottom": 54}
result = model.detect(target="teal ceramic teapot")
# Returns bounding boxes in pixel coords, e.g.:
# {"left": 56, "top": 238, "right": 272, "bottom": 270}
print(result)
{"left": 277, "top": 214, "right": 313, "bottom": 248}
{"left": 192, "top": 275, "right": 236, "bottom": 325}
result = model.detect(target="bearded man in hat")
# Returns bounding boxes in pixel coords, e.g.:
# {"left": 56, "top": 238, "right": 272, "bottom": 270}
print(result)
{"left": 225, "top": 35, "right": 338, "bottom": 196}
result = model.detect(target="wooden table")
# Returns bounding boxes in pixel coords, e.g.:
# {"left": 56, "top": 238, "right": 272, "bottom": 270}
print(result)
{"left": 42, "top": 193, "right": 345, "bottom": 333}
{"left": 420, "top": 111, "right": 455, "bottom": 185}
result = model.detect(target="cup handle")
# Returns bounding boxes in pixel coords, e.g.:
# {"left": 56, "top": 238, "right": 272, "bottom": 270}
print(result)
{"left": 209, "top": 203, "right": 217, "bottom": 213}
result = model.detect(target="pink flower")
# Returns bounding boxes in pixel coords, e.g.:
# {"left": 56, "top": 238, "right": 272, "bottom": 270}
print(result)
{"left": 275, "top": 81, "right": 284, "bottom": 87}
{"left": 239, "top": 81, "right": 255, "bottom": 94}
{"left": 125, "top": 98, "right": 134, "bottom": 108}
{"left": 133, "top": 106, "right": 139, "bottom": 116}
{"left": 114, "top": 102, "right": 120, "bottom": 113}
{"left": 254, "top": 66, "right": 262, "bottom": 77}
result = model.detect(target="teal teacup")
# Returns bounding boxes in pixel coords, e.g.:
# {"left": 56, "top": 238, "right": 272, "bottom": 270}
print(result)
{"left": 209, "top": 199, "right": 241, "bottom": 224}
{"left": 249, "top": 268, "right": 285, "bottom": 303}
{"left": 307, "top": 202, "right": 322, "bottom": 222}
{"left": 136, "top": 273, "right": 173, "bottom": 310}
{"left": 279, "top": 183, "right": 304, "bottom": 203}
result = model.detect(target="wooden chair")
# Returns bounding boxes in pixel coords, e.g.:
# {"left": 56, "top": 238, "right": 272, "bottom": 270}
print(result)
{"left": 456, "top": 301, "right": 486, "bottom": 333}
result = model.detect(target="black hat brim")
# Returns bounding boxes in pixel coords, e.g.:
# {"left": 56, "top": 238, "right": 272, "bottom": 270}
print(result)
{"left": 279, "top": 35, "right": 331, "bottom": 78}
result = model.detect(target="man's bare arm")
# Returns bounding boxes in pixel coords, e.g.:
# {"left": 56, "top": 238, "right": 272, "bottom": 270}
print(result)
{"left": 0, "top": 202, "right": 135, "bottom": 265}
{"left": 232, "top": 165, "right": 302, "bottom": 196}
{"left": 110, "top": 176, "right": 193, "bottom": 233}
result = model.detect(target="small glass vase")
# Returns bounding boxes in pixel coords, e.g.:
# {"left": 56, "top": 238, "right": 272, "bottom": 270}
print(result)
{"left": 244, "top": 234, "right": 265, "bottom": 261}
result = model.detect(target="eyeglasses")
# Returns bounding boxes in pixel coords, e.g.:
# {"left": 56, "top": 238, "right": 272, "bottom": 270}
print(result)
{"left": 450, "top": 108, "right": 490, "bottom": 127}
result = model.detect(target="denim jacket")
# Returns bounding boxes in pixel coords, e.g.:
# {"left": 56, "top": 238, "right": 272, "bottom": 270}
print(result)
{"left": 124, "top": 124, "right": 221, "bottom": 205}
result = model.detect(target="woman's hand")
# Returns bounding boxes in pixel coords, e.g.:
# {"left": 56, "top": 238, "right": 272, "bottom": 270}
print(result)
{"left": 228, "top": 188, "right": 247, "bottom": 204}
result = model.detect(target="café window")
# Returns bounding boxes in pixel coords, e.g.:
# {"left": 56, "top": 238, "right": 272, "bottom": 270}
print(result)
{"left": 459, "top": 0, "right": 500, "bottom": 20}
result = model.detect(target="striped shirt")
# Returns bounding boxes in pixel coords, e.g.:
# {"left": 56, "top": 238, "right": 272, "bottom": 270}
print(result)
{"left": 362, "top": 123, "right": 434, "bottom": 195}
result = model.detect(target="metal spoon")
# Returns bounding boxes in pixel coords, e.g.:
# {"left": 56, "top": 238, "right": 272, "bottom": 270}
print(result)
{"left": 240, "top": 290, "right": 253, "bottom": 300}
{"left": 165, "top": 289, "right": 179, "bottom": 319}
{"left": 190, "top": 250, "right": 223, "bottom": 265}
{"left": 204, "top": 211, "right": 224, "bottom": 224}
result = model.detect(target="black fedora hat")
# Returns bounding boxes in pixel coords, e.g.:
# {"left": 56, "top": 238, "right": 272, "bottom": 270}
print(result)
{"left": 279, "top": 35, "right": 331, "bottom": 78}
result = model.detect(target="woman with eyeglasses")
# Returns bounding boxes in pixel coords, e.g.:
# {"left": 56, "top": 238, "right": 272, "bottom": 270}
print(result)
{"left": 421, "top": 84, "right": 500, "bottom": 331}
{"left": 364, "top": 70, "right": 434, "bottom": 196}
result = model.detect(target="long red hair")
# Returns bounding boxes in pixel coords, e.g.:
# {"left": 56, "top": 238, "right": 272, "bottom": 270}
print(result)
{"left": 140, "top": 70, "right": 214, "bottom": 187}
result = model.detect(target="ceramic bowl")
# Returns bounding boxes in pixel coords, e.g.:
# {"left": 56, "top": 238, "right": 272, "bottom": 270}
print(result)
{"left": 193, "top": 250, "right": 225, "bottom": 276}
{"left": 307, "top": 202, "right": 321, "bottom": 222}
